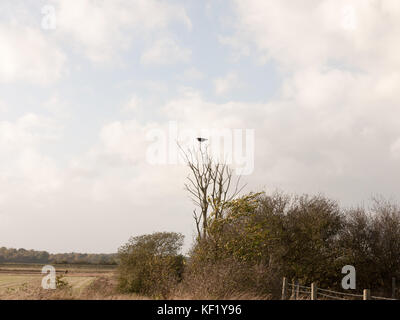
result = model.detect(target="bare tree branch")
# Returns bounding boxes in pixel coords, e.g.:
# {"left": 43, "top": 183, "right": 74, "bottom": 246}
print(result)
{"left": 179, "top": 141, "right": 245, "bottom": 240}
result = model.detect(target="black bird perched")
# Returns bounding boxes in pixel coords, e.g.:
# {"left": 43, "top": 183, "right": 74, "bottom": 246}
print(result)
{"left": 196, "top": 137, "right": 208, "bottom": 142}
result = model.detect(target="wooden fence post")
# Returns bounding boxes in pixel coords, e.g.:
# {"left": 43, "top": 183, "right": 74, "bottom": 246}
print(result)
{"left": 282, "top": 277, "right": 288, "bottom": 300}
{"left": 311, "top": 282, "right": 317, "bottom": 300}
{"left": 392, "top": 277, "right": 396, "bottom": 299}
{"left": 363, "top": 289, "right": 370, "bottom": 300}
{"left": 291, "top": 279, "right": 295, "bottom": 299}
{"left": 296, "top": 281, "right": 300, "bottom": 300}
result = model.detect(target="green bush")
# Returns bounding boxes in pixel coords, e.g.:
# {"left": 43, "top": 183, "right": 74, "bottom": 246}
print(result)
{"left": 186, "top": 191, "right": 400, "bottom": 297}
{"left": 182, "top": 193, "right": 281, "bottom": 298}
{"left": 117, "top": 232, "right": 184, "bottom": 298}
{"left": 340, "top": 198, "right": 400, "bottom": 295}
{"left": 185, "top": 192, "right": 346, "bottom": 297}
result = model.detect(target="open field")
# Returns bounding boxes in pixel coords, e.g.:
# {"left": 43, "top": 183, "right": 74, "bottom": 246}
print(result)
{"left": 0, "top": 263, "right": 116, "bottom": 275}
{"left": 0, "top": 274, "right": 94, "bottom": 296}
{"left": 0, "top": 263, "right": 145, "bottom": 300}
{"left": 0, "top": 263, "right": 254, "bottom": 300}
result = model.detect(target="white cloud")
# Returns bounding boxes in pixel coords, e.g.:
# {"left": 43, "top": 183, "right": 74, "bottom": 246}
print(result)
{"left": 0, "top": 0, "right": 192, "bottom": 81}
{"left": 204, "top": 0, "right": 400, "bottom": 203}
{"left": 0, "top": 25, "right": 66, "bottom": 84}
{"left": 144, "top": 80, "right": 169, "bottom": 94}
{"left": 230, "top": 0, "right": 400, "bottom": 72}
{"left": 181, "top": 67, "right": 205, "bottom": 81}
{"left": 0, "top": 100, "right": 7, "bottom": 113}
{"left": 98, "top": 120, "right": 149, "bottom": 165}
{"left": 141, "top": 38, "right": 192, "bottom": 65}
{"left": 0, "top": 113, "right": 61, "bottom": 148}
{"left": 43, "top": 94, "right": 71, "bottom": 119}
{"left": 214, "top": 72, "right": 242, "bottom": 95}
{"left": 53, "top": 0, "right": 192, "bottom": 63}
{"left": 0, "top": 113, "right": 63, "bottom": 198}
{"left": 218, "top": 35, "right": 250, "bottom": 61}
{"left": 122, "top": 95, "right": 142, "bottom": 112}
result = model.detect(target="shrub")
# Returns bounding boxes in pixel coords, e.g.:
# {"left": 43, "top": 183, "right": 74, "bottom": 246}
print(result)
{"left": 340, "top": 198, "right": 400, "bottom": 295}
{"left": 117, "top": 232, "right": 184, "bottom": 298}
{"left": 180, "top": 256, "right": 280, "bottom": 299}
{"left": 181, "top": 193, "right": 282, "bottom": 298}
{"left": 56, "top": 275, "right": 71, "bottom": 290}
{"left": 184, "top": 192, "right": 346, "bottom": 297}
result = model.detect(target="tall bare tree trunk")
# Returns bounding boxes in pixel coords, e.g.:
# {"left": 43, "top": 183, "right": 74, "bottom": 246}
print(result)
{"left": 180, "top": 142, "right": 245, "bottom": 240}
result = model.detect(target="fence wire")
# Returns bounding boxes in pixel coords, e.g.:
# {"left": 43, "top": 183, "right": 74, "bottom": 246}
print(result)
{"left": 317, "top": 287, "right": 363, "bottom": 298}
{"left": 286, "top": 280, "right": 396, "bottom": 300}
{"left": 317, "top": 292, "right": 346, "bottom": 300}
{"left": 371, "top": 296, "right": 396, "bottom": 301}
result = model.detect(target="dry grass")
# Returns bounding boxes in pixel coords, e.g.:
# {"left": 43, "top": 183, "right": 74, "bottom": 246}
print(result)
{"left": 0, "top": 271, "right": 273, "bottom": 300}
{"left": 0, "top": 263, "right": 146, "bottom": 300}
{"left": 0, "top": 262, "right": 277, "bottom": 300}
{"left": 170, "top": 258, "right": 281, "bottom": 300}
{"left": 0, "top": 273, "right": 149, "bottom": 300}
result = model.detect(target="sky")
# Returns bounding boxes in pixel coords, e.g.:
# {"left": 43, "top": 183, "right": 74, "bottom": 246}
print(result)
{"left": 1, "top": 0, "right": 400, "bottom": 253}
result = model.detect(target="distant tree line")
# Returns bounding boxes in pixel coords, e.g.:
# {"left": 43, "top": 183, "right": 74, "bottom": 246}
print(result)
{"left": 0, "top": 247, "right": 117, "bottom": 265}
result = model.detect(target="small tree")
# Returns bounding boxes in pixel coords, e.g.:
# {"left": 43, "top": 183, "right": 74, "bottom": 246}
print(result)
{"left": 117, "top": 232, "right": 184, "bottom": 298}
{"left": 180, "top": 143, "right": 245, "bottom": 240}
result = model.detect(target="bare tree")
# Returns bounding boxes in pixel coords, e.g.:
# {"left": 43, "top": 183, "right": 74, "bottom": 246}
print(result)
{"left": 179, "top": 142, "right": 245, "bottom": 240}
